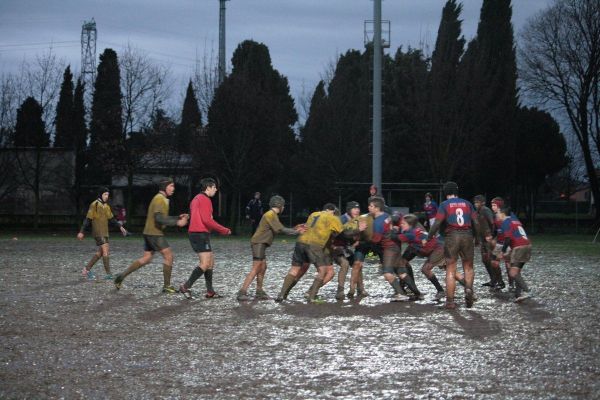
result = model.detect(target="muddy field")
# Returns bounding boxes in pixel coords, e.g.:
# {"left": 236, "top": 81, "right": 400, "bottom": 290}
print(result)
{"left": 1, "top": 235, "right": 599, "bottom": 399}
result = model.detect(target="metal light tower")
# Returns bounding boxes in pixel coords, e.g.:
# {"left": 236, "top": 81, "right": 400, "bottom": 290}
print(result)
{"left": 218, "top": 0, "right": 230, "bottom": 84}
{"left": 364, "top": 1, "right": 390, "bottom": 193}
{"left": 81, "top": 18, "right": 97, "bottom": 96}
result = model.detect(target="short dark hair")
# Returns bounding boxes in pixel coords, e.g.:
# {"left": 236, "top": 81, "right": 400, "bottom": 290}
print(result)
{"left": 322, "top": 203, "right": 337, "bottom": 211}
{"left": 473, "top": 194, "right": 486, "bottom": 203}
{"left": 402, "top": 213, "right": 419, "bottom": 228}
{"left": 200, "top": 177, "right": 217, "bottom": 191}
{"left": 369, "top": 197, "right": 385, "bottom": 211}
{"left": 499, "top": 205, "right": 512, "bottom": 215}
{"left": 443, "top": 181, "right": 459, "bottom": 196}
{"left": 158, "top": 178, "right": 174, "bottom": 192}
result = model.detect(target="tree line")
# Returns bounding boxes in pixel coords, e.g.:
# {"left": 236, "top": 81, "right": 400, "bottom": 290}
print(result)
{"left": 1, "top": 0, "right": 598, "bottom": 225}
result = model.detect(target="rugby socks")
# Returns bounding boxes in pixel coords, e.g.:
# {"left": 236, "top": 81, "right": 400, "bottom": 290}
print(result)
{"left": 121, "top": 260, "right": 142, "bottom": 279}
{"left": 279, "top": 273, "right": 296, "bottom": 299}
{"left": 162, "top": 264, "right": 172, "bottom": 288}
{"left": 513, "top": 274, "right": 529, "bottom": 296}
{"left": 402, "top": 275, "right": 421, "bottom": 297}
{"left": 390, "top": 278, "right": 403, "bottom": 294}
{"left": 308, "top": 278, "right": 324, "bottom": 300}
{"left": 85, "top": 254, "right": 101, "bottom": 271}
{"left": 102, "top": 256, "right": 111, "bottom": 274}
{"left": 204, "top": 269, "right": 214, "bottom": 292}
{"left": 186, "top": 266, "right": 204, "bottom": 289}
{"left": 429, "top": 275, "right": 444, "bottom": 292}
{"left": 406, "top": 263, "right": 415, "bottom": 281}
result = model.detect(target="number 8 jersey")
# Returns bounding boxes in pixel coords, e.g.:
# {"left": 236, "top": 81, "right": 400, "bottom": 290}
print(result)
{"left": 434, "top": 197, "right": 476, "bottom": 233}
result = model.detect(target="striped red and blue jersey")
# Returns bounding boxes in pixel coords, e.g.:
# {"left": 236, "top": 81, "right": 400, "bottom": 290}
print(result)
{"left": 501, "top": 216, "right": 530, "bottom": 248}
{"left": 396, "top": 226, "right": 440, "bottom": 255}
{"left": 370, "top": 213, "right": 397, "bottom": 249}
{"left": 423, "top": 200, "right": 438, "bottom": 220}
{"left": 435, "top": 198, "right": 476, "bottom": 233}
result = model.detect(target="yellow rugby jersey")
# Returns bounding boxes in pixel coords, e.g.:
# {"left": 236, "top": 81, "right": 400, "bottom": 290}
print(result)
{"left": 143, "top": 193, "right": 170, "bottom": 236}
{"left": 251, "top": 209, "right": 285, "bottom": 246}
{"left": 298, "top": 211, "right": 343, "bottom": 248}
{"left": 85, "top": 199, "right": 114, "bottom": 238}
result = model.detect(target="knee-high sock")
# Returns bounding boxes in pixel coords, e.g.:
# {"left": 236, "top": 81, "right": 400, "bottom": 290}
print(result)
{"left": 308, "top": 278, "right": 324, "bottom": 300}
{"left": 121, "top": 260, "right": 143, "bottom": 279}
{"left": 204, "top": 269, "right": 214, "bottom": 292}
{"left": 390, "top": 278, "right": 402, "bottom": 294}
{"left": 185, "top": 266, "right": 204, "bottom": 288}
{"left": 514, "top": 274, "right": 529, "bottom": 295}
{"left": 85, "top": 254, "right": 101, "bottom": 271}
{"left": 402, "top": 274, "right": 420, "bottom": 296}
{"left": 429, "top": 275, "right": 444, "bottom": 292}
{"left": 102, "top": 256, "right": 111, "bottom": 274}
{"left": 279, "top": 273, "right": 297, "bottom": 299}
{"left": 162, "top": 264, "right": 172, "bottom": 288}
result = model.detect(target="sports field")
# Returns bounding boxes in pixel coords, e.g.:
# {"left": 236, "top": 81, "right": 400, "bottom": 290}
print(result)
{"left": 1, "top": 234, "right": 599, "bottom": 399}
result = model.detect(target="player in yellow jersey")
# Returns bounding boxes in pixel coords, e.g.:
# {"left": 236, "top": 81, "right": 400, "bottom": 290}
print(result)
{"left": 77, "top": 187, "right": 127, "bottom": 280}
{"left": 237, "top": 195, "right": 306, "bottom": 301}
{"left": 114, "top": 179, "right": 188, "bottom": 293}
{"left": 276, "top": 203, "right": 365, "bottom": 303}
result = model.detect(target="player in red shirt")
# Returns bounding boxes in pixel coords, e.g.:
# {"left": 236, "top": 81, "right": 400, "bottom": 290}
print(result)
{"left": 180, "top": 178, "right": 232, "bottom": 299}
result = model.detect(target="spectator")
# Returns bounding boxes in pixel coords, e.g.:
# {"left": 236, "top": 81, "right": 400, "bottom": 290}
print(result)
{"left": 245, "top": 191, "right": 263, "bottom": 233}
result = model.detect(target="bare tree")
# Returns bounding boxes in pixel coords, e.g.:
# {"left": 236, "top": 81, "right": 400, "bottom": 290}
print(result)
{"left": 20, "top": 48, "right": 66, "bottom": 137}
{"left": 519, "top": 0, "right": 600, "bottom": 220}
{"left": 120, "top": 43, "right": 171, "bottom": 136}
{"left": 0, "top": 73, "right": 19, "bottom": 147}
{"left": 193, "top": 43, "right": 219, "bottom": 123}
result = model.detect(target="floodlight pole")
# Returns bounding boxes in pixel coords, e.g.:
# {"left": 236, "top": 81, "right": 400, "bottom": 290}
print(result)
{"left": 372, "top": 0, "right": 382, "bottom": 192}
{"left": 218, "top": 0, "right": 229, "bottom": 84}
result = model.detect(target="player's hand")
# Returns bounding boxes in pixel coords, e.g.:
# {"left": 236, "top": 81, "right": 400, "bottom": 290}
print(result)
{"left": 176, "top": 217, "right": 188, "bottom": 227}
{"left": 120, "top": 226, "right": 128, "bottom": 237}
{"left": 179, "top": 213, "right": 189, "bottom": 220}
{"left": 77, "top": 232, "right": 84, "bottom": 240}
{"left": 358, "top": 221, "right": 367, "bottom": 231}
{"left": 225, "top": 229, "right": 232, "bottom": 235}
{"left": 421, "top": 239, "right": 427, "bottom": 246}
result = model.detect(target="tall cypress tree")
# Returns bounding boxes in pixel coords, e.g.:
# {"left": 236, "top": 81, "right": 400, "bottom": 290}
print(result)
{"left": 426, "top": 0, "right": 466, "bottom": 181}
{"left": 14, "top": 97, "right": 48, "bottom": 147}
{"left": 457, "top": 0, "right": 518, "bottom": 194}
{"left": 54, "top": 66, "right": 74, "bottom": 148}
{"left": 89, "top": 48, "right": 124, "bottom": 184}
{"left": 179, "top": 80, "right": 202, "bottom": 153}
{"left": 207, "top": 40, "right": 297, "bottom": 228}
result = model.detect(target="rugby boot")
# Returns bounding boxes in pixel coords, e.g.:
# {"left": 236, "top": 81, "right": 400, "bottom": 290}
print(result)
{"left": 255, "top": 289, "right": 270, "bottom": 300}
{"left": 237, "top": 290, "right": 251, "bottom": 301}
{"left": 445, "top": 300, "right": 457, "bottom": 309}
{"left": 179, "top": 283, "right": 193, "bottom": 299}
{"left": 391, "top": 293, "right": 410, "bottom": 302}
{"left": 162, "top": 286, "right": 177, "bottom": 294}
{"left": 465, "top": 288, "right": 475, "bottom": 308}
{"left": 434, "top": 290, "right": 446, "bottom": 300}
{"left": 205, "top": 290, "right": 223, "bottom": 299}
{"left": 114, "top": 274, "right": 124, "bottom": 290}
{"left": 335, "top": 288, "right": 345, "bottom": 301}
{"left": 514, "top": 291, "right": 531, "bottom": 303}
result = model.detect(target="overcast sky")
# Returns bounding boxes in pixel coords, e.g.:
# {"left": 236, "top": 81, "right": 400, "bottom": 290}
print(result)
{"left": 0, "top": 0, "right": 552, "bottom": 110}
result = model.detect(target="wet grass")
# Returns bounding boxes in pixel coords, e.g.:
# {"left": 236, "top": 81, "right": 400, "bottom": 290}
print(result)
{"left": 530, "top": 234, "right": 600, "bottom": 256}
